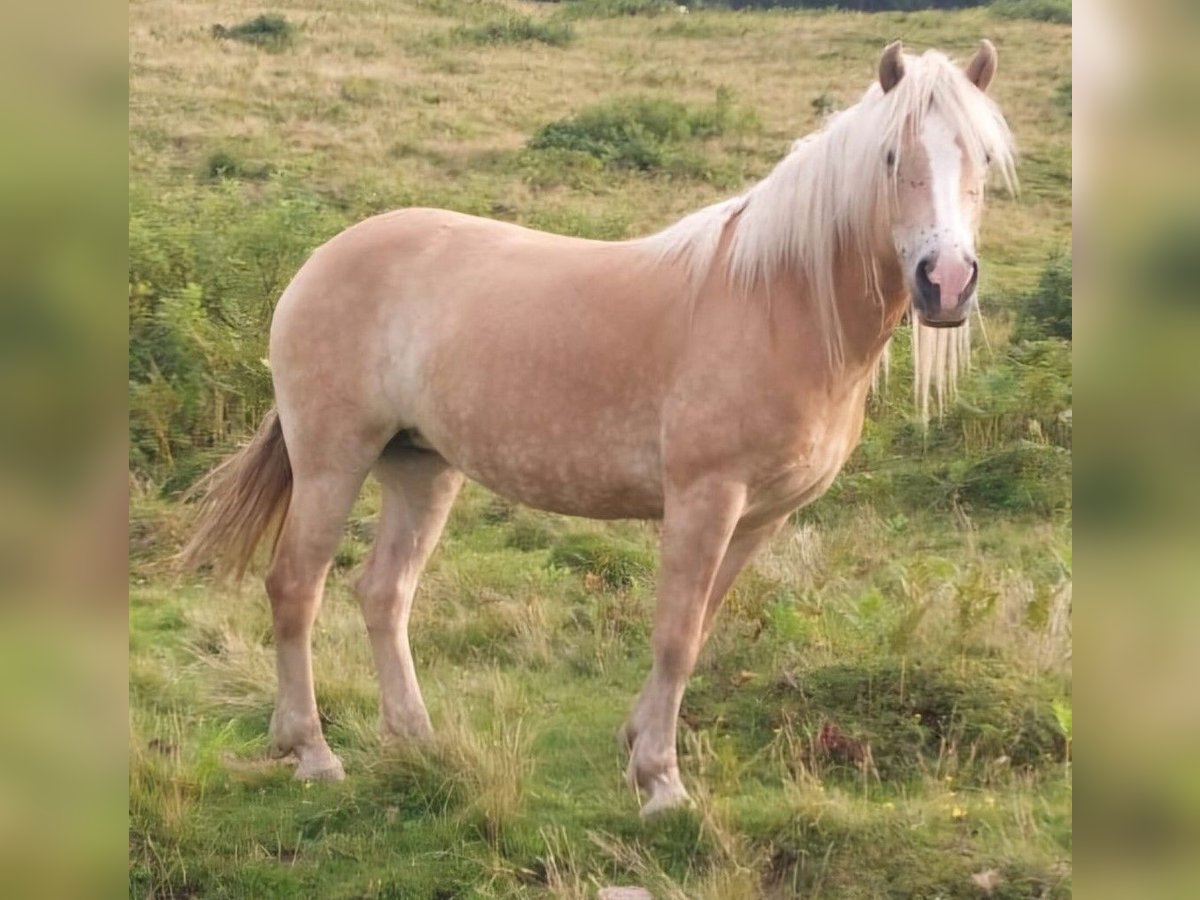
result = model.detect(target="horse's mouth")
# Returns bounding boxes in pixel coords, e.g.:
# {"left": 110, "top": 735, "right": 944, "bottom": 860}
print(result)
{"left": 916, "top": 315, "right": 968, "bottom": 329}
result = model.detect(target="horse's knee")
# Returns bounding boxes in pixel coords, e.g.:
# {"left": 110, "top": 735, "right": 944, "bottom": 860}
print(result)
{"left": 265, "top": 563, "right": 318, "bottom": 640}
{"left": 354, "top": 579, "right": 389, "bottom": 632}
{"left": 354, "top": 567, "right": 413, "bottom": 633}
{"left": 652, "top": 632, "right": 702, "bottom": 682}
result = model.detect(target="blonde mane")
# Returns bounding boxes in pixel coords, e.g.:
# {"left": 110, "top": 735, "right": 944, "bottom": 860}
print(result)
{"left": 642, "top": 49, "right": 1016, "bottom": 419}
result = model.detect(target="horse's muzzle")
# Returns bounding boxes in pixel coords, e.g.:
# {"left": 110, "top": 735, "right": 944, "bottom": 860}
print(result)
{"left": 912, "top": 252, "right": 978, "bottom": 327}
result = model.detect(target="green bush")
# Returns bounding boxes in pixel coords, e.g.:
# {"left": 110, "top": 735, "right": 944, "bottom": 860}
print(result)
{"left": 211, "top": 15, "right": 295, "bottom": 50}
{"left": 548, "top": 532, "right": 655, "bottom": 588}
{"left": 560, "top": 0, "right": 681, "bottom": 18}
{"left": 454, "top": 15, "right": 575, "bottom": 47}
{"left": 129, "top": 181, "right": 346, "bottom": 477}
{"left": 782, "top": 659, "right": 1066, "bottom": 773}
{"left": 957, "top": 441, "right": 1071, "bottom": 514}
{"left": 989, "top": 0, "right": 1072, "bottom": 24}
{"left": 827, "top": 440, "right": 1071, "bottom": 517}
{"left": 527, "top": 89, "right": 757, "bottom": 175}
{"left": 1015, "top": 252, "right": 1072, "bottom": 340}
{"left": 949, "top": 337, "right": 1073, "bottom": 452}
{"left": 204, "top": 150, "right": 274, "bottom": 182}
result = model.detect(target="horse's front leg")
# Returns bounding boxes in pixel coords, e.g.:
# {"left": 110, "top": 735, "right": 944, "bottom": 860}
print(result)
{"left": 623, "top": 479, "right": 745, "bottom": 816}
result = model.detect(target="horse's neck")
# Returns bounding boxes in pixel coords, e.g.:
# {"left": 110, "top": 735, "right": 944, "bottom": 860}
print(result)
{"left": 832, "top": 251, "right": 910, "bottom": 376}
{"left": 745, "top": 250, "right": 907, "bottom": 389}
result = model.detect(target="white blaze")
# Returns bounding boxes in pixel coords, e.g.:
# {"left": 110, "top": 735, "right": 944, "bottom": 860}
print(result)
{"left": 922, "top": 113, "right": 967, "bottom": 246}
{"left": 919, "top": 114, "right": 975, "bottom": 310}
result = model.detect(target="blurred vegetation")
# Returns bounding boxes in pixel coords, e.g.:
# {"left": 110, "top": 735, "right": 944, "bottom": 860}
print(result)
{"left": 1015, "top": 252, "right": 1072, "bottom": 340}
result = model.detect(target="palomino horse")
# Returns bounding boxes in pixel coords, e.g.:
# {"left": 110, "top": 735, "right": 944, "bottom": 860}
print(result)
{"left": 184, "top": 41, "right": 1014, "bottom": 816}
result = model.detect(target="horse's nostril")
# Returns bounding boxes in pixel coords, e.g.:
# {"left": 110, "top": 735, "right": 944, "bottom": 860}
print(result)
{"left": 915, "top": 256, "right": 936, "bottom": 297}
{"left": 963, "top": 259, "right": 979, "bottom": 297}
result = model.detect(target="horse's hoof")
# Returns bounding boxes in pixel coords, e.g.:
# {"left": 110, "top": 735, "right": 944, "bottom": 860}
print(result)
{"left": 293, "top": 750, "right": 345, "bottom": 782}
{"left": 638, "top": 772, "right": 691, "bottom": 818}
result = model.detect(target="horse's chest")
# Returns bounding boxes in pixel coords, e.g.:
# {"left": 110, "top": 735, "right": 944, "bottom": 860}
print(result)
{"left": 744, "top": 417, "right": 862, "bottom": 524}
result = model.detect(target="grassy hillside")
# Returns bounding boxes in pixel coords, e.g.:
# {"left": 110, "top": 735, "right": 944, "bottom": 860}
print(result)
{"left": 129, "top": 1, "right": 1071, "bottom": 897}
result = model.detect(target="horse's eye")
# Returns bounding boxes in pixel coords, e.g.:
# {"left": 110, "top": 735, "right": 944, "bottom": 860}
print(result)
{"left": 984, "top": 152, "right": 993, "bottom": 165}
{"left": 885, "top": 150, "right": 896, "bottom": 168}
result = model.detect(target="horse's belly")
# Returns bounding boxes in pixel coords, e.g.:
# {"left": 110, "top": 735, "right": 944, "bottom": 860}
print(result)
{"left": 421, "top": 417, "right": 665, "bottom": 520}
{"left": 463, "top": 450, "right": 664, "bottom": 519}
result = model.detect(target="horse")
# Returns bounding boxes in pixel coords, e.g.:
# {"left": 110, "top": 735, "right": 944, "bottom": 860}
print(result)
{"left": 183, "top": 40, "right": 1015, "bottom": 817}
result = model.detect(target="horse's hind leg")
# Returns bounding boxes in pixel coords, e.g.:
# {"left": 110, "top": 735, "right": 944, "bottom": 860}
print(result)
{"left": 266, "top": 466, "right": 368, "bottom": 781}
{"left": 355, "top": 450, "right": 463, "bottom": 742}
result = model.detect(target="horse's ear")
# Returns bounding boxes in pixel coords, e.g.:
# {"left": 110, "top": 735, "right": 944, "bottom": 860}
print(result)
{"left": 965, "top": 39, "right": 998, "bottom": 92}
{"left": 879, "top": 41, "right": 905, "bottom": 94}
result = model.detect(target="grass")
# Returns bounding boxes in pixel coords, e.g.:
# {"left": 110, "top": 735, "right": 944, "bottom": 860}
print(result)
{"left": 130, "top": 491, "right": 1071, "bottom": 897}
{"left": 129, "top": 0, "right": 1071, "bottom": 895}
{"left": 989, "top": 0, "right": 1072, "bottom": 25}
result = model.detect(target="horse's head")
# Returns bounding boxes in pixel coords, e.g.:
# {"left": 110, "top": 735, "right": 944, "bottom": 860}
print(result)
{"left": 875, "top": 40, "right": 1010, "bottom": 329}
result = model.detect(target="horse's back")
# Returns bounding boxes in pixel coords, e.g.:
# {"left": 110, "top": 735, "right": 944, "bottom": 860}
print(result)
{"left": 266, "top": 207, "right": 684, "bottom": 515}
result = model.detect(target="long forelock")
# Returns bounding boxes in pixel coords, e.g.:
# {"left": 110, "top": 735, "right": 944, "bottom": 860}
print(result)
{"left": 643, "top": 49, "right": 1016, "bottom": 409}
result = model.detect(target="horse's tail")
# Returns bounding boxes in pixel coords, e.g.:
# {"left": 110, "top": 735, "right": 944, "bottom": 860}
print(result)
{"left": 178, "top": 408, "right": 292, "bottom": 581}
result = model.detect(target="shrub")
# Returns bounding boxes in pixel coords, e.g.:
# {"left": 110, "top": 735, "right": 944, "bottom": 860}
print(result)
{"left": 527, "top": 89, "right": 757, "bottom": 175}
{"left": 530, "top": 98, "right": 688, "bottom": 169}
{"left": 1015, "top": 252, "right": 1072, "bottom": 341}
{"left": 957, "top": 441, "right": 1072, "bottom": 514}
{"left": 211, "top": 15, "right": 295, "bottom": 51}
{"left": 204, "top": 150, "right": 274, "bottom": 182}
{"left": 989, "top": 0, "right": 1072, "bottom": 24}
{"left": 548, "top": 532, "right": 654, "bottom": 588}
{"left": 559, "top": 0, "right": 680, "bottom": 18}
{"left": 780, "top": 658, "right": 1066, "bottom": 773}
{"left": 129, "top": 182, "right": 346, "bottom": 478}
{"left": 454, "top": 15, "right": 574, "bottom": 47}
